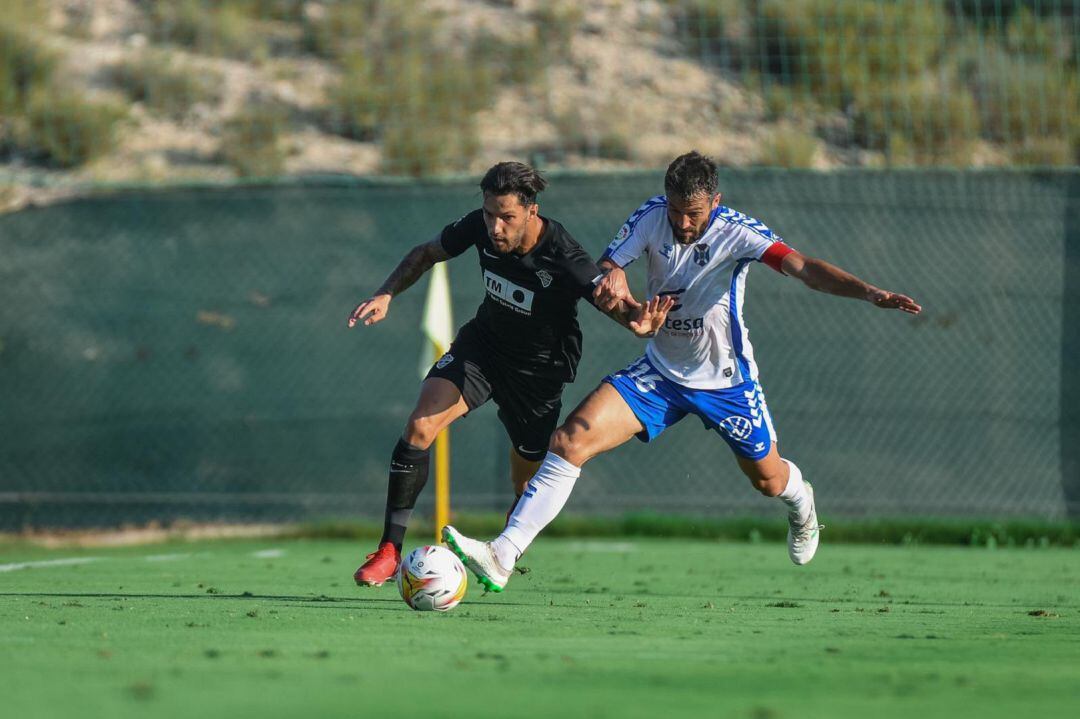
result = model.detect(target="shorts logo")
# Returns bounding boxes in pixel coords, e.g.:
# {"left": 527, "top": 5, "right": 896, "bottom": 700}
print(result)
{"left": 693, "top": 244, "right": 711, "bottom": 266}
{"left": 719, "top": 415, "right": 753, "bottom": 440}
{"left": 435, "top": 353, "right": 454, "bottom": 369}
{"left": 535, "top": 269, "right": 553, "bottom": 288}
{"left": 484, "top": 270, "right": 535, "bottom": 314}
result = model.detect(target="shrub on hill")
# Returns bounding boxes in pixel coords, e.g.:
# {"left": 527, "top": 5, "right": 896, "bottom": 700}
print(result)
{"left": 20, "top": 88, "right": 127, "bottom": 168}
{"left": 110, "top": 51, "right": 221, "bottom": 120}
{"left": 0, "top": 22, "right": 57, "bottom": 115}
{"left": 221, "top": 104, "right": 286, "bottom": 177}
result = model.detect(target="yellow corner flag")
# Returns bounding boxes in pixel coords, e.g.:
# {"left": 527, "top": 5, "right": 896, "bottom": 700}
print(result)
{"left": 420, "top": 263, "right": 454, "bottom": 376}
{"left": 421, "top": 263, "right": 453, "bottom": 543}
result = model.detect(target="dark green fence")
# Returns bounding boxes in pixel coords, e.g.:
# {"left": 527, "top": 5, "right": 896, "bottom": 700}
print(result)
{"left": 1, "top": 169, "right": 1077, "bottom": 528}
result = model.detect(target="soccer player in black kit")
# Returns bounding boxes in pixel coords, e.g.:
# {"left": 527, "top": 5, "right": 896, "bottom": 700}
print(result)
{"left": 348, "top": 162, "right": 673, "bottom": 585}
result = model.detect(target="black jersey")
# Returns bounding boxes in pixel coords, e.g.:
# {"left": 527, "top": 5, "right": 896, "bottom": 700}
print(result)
{"left": 439, "top": 209, "right": 601, "bottom": 382}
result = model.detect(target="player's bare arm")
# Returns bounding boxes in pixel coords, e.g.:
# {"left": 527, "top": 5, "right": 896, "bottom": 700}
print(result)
{"left": 780, "top": 250, "right": 922, "bottom": 315}
{"left": 347, "top": 237, "right": 451, "bottom": 327}
{"left": 593, "top": 260, "right": 638, "bottom": 312}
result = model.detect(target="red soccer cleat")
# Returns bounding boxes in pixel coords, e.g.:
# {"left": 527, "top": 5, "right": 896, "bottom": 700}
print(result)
{"left": 353, "top": 541, "right": 401, "bottom": 587}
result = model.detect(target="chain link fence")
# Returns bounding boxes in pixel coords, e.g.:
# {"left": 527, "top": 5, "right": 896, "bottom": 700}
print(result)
{"left": 1, "top": 169, "right": 1077, "bottom": 528}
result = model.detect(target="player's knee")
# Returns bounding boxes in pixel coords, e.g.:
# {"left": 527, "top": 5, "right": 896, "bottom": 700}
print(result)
{"left": 743, "top": 466, "right": 785, "bottom": 497}
{"left": 752, "top": 476, "right": 785, "bottom": 497}
{"left": 402, "top": 415, "right": 440, "bottom": 450}
{"left": 548, "top": 425, "right": 573, "bottom": 456}
{"left": 549, "top": 424, "right": 587, "bottom": 465}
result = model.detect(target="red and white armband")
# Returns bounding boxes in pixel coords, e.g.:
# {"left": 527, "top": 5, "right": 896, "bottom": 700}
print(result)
{"left": 760, "top": 242, "right": 795, "bottom": 273}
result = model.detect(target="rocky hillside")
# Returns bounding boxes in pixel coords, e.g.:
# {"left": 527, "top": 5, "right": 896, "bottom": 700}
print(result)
{"left": 1, "top": 0, "right": 1076, "bottom": 212}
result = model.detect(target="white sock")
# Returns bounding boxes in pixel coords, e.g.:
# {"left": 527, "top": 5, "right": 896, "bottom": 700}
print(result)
{"left": 777, "top": 459, "right": 811, "bottom": 524}
{"left": 493, "top": 451, "right": 580, "bottom": 567}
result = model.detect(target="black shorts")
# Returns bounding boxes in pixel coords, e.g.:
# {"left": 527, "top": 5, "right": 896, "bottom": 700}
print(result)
{"left": 425, "top": 324, "right": 564, "bottom": 462}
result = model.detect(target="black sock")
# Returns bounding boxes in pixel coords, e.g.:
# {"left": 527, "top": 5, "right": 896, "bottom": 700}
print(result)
{"left": 380, "top": 438, "right": 431, "bottom": 551}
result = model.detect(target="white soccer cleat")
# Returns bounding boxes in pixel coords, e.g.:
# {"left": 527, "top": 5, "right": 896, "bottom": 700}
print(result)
{"left": 788, "top": 481, "right": 822, "bottom": 565}
{"left": 442, "top": 525, "right": 512, "bottom": 593}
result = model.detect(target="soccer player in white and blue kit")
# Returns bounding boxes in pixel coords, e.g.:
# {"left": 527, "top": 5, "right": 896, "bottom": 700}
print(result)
{"left": 445, "top": 152, "right": 921, "bottom": 592}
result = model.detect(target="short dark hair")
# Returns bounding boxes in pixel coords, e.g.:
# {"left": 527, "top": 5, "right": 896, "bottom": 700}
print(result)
{"left": 480, "top": 161, "right": 547, "bottom": 207}
{"left": 664, "top": 151, "right": 719, "bottom": 201}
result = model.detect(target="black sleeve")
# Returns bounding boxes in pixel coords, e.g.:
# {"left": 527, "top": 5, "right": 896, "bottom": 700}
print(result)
{"left": 439, "top": 210, "right": 481, "bottom": 258}
{"left": 560, "top": 239, "right": 603, "bottom": 304}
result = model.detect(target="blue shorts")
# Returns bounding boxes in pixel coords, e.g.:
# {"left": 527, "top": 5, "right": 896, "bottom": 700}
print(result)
{"left": 603, "top": 355, "right": 778, "bottom": 460}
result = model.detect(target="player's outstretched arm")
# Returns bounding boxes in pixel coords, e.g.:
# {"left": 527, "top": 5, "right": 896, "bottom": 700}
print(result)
{"left": 593, "top": 260, "right": 641, "bottom": 312}
{"left": 347, "top": 238, "right": 450, "bottom": 328}
{"left": 780, "top": 250, "right": 922, "bottom": 315}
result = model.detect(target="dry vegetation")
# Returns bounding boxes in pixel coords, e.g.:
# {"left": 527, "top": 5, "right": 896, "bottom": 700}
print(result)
{"left": 0, "top": 0, "right": 1076, "bottom": 207}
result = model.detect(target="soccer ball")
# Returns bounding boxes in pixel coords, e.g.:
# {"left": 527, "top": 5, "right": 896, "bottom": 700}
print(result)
{"left": 397, "top": 545, "right": 468, "bottom": 612}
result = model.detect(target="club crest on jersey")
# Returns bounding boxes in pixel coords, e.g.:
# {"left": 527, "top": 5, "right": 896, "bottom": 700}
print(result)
{"left": 693, "top": 244, "right": 711, "bottom": 266}
{"left": 436, "top": 353, "right": 454, "bottom": 369}
{"left": 535, "top": 269, "right": 553, "bottom": 288}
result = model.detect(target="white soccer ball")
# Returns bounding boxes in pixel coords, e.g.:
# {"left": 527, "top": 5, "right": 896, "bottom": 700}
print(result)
{"left": 397, "top": 544, "right": 468, "bottom": 612}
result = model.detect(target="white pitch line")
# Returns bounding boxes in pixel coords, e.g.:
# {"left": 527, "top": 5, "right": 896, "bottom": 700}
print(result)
{"left": 0, "top": 557, "right": 104, "bottom": 573}
{"left": 563, "top": 541, "right": 637, "bottom": 553}
{"left": 143, "top": 553, "right": 192, "bottom": 562}
{"left": 252, "top": 549, "right": 285, "bottom": 559}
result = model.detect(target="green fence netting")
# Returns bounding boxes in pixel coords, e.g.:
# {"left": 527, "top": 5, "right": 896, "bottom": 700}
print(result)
{"left": 1, "top": 169, "right": 1077, "bottom": 528}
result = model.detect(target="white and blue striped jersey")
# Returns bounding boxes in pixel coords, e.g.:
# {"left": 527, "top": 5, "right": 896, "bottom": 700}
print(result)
{"left": 602, "top": 196, "right": 789, "bottom": 390}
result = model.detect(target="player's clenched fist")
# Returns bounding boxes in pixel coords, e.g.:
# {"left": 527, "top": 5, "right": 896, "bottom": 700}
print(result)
{"left": 593, "top": 265, "right": 639, "bottom": 312}
{"left": 348, "top": 294, "right": 391, "bottom": 327}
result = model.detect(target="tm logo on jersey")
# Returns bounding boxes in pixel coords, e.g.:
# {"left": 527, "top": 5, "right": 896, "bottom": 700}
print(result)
{"left": 484, "top": 270, "right": 535, "bottom": 315}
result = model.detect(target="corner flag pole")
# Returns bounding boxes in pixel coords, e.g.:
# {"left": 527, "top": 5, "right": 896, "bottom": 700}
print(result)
{"left": 420, "top": 263, "right": 453, "bottom": 544}
{"left": 431, "top": 340, "right": 451, "bottom": 544}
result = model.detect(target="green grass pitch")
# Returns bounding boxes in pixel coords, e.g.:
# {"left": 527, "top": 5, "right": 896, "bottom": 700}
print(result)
{"left": 1, "top": 537, "right": 1077, "bottom": 718}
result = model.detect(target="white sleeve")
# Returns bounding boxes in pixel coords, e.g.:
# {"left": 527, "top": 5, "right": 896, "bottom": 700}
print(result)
{"left": 600, "top": 197, "right": 666, "bottom": 268}
{"left": 718, "top": 208, "right": 783, "bottom": 261}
